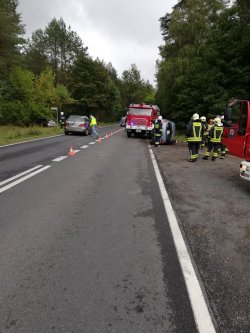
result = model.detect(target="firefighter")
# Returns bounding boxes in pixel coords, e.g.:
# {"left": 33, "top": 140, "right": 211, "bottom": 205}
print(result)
{"left": 220, "top": 115, "right": 226, "bottom": 159}
{"left": 200, "top": 116, "right": 208, "bottom": 148}
{"left": 202, "top": 117, "right": 223, "bottom": 161}
{"left": 154, "top": 116, "right": 163, "bottom": 147}
{"left": 205, "top": 118, "right": 214, "bottom": 147}
{"left": 185, "top": 113, "right": 203, "bottom": 162}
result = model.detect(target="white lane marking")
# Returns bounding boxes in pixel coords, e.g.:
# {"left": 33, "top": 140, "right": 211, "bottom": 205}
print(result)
{"left": 52, "top": 156, "right": 68, "bottom": 162}
{"left": 0, "top": 165, "right": 51, "bottom": 194}
{"left": 89, "top": 142, "right": 96, "bottom": 145}
{"left": 0, "top": 134, "right": 63, "bottom": 148}
{"left": 80, "top": 145, "right": 89, "bottom": 149}
{"left": 0, "top": 165, "right": 44, "bottom": 187}
{"left": 74, "top": 149, "right": 80, "bottom": 153}
{"left": 149, "top": 147, "right": 216, "bottom": 333}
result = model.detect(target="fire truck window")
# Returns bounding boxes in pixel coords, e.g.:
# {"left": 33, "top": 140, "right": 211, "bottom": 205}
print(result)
{"left": 239, "top": 102, "right": 248, "bottom": 131}
{"left": 231, "top": 102, "right": 240, "bottom": 123}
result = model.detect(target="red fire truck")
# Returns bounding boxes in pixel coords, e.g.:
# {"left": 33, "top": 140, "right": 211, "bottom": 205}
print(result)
{"left": 125, "top": 103, "right": 160, "bottom": 138}
{"left": 223, "top": 99, "right": 250, "bottom": 181}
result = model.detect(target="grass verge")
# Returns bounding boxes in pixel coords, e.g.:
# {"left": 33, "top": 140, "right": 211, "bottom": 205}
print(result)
{"left": 0, "top": 125, "right": 63, "bottom": 146}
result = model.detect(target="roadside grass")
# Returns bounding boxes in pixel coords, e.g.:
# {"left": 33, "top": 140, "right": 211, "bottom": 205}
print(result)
{"left": 0, "top": 125, "right": 63, "bottom": 146}
{"left": 175, "top": 129, "right": 186, "bottom": 143}
{"left": 0, "top": 122, "right": 117, "bottom": 146}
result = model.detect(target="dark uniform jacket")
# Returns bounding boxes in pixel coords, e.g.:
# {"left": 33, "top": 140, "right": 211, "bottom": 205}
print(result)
{"left": 154, "top": 120, "right": 162, "bottom": 136}
{"left": 208, "top": 125, "right": 223, "bottom": 143}
{"left": 185, "top": 120, "right": 203, "bottom": 142}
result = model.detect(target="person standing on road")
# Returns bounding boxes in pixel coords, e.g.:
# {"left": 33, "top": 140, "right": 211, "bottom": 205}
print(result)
{"left": 220, "top": 115, "right": 226, "bottom": 159}
{"left": 202, "top": 117, "right": 223, "bottom": 161}
{"left": 89, "top": 114, "right": 99, "bottom": 139}
{"left": 185, "top": 113, "right": 203, "bottom": 162}
{"left": 200, "top": 116, "right": 208, "bottom": 149}
{"left": 154, "top": 116, "right": 163, "bottom": 147}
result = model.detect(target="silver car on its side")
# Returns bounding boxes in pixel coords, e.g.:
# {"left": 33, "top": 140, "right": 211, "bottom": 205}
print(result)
{"left": 64, "top": 115, "right": 91, "bottom": 136}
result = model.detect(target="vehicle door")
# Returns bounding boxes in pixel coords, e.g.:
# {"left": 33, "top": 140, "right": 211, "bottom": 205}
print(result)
{"left": 223, "top": 101, "right": 248, "bottom": 158}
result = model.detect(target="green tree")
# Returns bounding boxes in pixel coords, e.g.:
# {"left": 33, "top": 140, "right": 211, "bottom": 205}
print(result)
{"left": 23, "top": 18, "right": 87, "bottom": 84}
{"left": 67, "top": 53, "right": 123, "bottom": 121}
{"left": 0, "top": 0, "right": 24, "bottom": 74}
{"left": 157, "top": 0, "right": 229, "bottom": 125}
{"left": 120, "top": 64, "right": 145, "bottom": 107}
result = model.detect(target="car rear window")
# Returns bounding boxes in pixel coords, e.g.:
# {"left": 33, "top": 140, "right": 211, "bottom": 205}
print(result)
{"left": 68, "top": 116, "right": 87, "bottom": 122}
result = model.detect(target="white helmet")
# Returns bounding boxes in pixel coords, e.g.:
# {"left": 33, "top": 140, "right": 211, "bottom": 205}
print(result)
{"left": 192, "top": 113, "right": 199, "bottom": 121}
{"left": 200, "top": 116, "right": 206, "bottom": 122}
{"left": 158, "top": 116, "right": 162, "bottom": 121}
{"left": 214, "top": 117, "right": 222, "bottom": 126}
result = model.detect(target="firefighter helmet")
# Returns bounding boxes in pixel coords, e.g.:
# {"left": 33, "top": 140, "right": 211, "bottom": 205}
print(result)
{"left": 192, "top": 113, "right": 199, "bottom": 121}
{"left": 214, "top": 117, "right": 222, "bottom": 125}
{"left": 158, "top": 116, "right": 163, "bottom": 121}
{"left": 200, "top": 116, "right": 206, "bottom": 122}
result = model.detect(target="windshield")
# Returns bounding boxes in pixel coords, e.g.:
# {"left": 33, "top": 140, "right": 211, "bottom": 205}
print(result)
{"left": 128, "top": 108, "right": 152, "bottom": 116}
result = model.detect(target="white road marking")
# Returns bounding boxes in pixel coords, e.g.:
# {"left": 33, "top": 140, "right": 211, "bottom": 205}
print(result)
{"left": 52, "top": 156, "right": 68, "bottom": 162}
{"left": 80, "top": 145, "right": 89, "bottom": 149}
{"left": 149, "top": 146, "right": 216, "bottom": 333}
{"left": 0, "top": 165, "right": 44, "bottom": 187}
{"left": 0, "top": 165, "right": 51, "bottom": 194}
{"left": 73, "top": 150, "right": 80, "bottom": 153}
{"left": 89, "top": 142, "right": 96, "bottom": 145}
{"left": 0, "top": 134, "right": 63, "bottom": 148}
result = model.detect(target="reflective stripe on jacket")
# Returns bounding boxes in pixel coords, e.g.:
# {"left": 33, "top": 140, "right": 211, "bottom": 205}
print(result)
{"left": 209, "top": 125, "right": 223, "bottom": 143}
{"left": 154, "top": 122, "right": 162, "bottom": 136}
{"left": 186, "top": 121, "right": 202, "bottom": 142}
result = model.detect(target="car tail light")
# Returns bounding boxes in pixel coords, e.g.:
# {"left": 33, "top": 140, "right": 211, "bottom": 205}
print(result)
{"left": 79, "top": 123, "right": 86, "bottom": 127}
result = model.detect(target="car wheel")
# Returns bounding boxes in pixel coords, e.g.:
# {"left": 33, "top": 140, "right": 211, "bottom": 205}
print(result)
{"left": 85, "top": 129, "right": 89, "bottom": 136}
{"left": 65, "top": 131, "right": 69, "bottom": 135}
{"left": 127, "top": 132, "right": 131, "bottom": 137}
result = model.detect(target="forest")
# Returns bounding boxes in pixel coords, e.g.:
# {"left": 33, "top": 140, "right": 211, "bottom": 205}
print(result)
{"left": 0, "top": 0, "right": 155, "bottom": 126}
{"left": 157, "top": 0, "right": 250, "bottom": 126}
{"left": 0, "top": 1, "right": 249, "bottom": 127}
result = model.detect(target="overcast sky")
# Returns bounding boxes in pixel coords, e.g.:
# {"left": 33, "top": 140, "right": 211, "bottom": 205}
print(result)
{"left": 17, "top": 0, "right": 177, "bottom": 86}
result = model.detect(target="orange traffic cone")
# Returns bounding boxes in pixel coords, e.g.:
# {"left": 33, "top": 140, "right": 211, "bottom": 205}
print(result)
{"left": 68, "top": 146, "right": 75, "bottom": 156}
{"left": 97, "top": 137, "right": 101, "bottom": 143}
{"left": 105, "top": 133, "right": 108, "bottom": 139}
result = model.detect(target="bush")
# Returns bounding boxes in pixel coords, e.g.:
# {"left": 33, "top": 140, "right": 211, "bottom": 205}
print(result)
{"left": 0, "top": 100, "right": 26, "bottom": 125}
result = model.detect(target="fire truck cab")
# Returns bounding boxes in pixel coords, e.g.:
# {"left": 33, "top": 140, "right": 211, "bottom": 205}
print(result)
{"left": 223, "top": 99, "right": 250, "bottom": 181}
{"left": 125, "top": 103, "right": 160, "bottom": 138}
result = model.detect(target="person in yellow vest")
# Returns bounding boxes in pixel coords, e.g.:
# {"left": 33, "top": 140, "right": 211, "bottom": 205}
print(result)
{"left": 202, "top": 117, "right": 223, "bottom": 161}
{"left": 89, "top": 114, "right": 99, "bottom": 139}
{"left": 185, "top": 113, "right": 203, "bottom": 162}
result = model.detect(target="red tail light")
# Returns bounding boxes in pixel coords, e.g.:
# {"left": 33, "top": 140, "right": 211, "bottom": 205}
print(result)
{"left": 79, "top": 123, "right": 87, "bottom": 127}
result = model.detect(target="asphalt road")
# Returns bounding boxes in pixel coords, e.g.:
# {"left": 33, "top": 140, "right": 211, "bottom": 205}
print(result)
{"left": 0, "top": 128, "right": 198, "bottom": 332}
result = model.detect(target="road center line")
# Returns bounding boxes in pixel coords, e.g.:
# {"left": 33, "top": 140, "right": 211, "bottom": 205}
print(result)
{"left": 0, "top": 165, "right": 51, "bottom": 194}
{"left": 52, "top": 156, "right": 68, "bottom": 162}
{"left": 0, "top": 165, "right": 44, "bottom": 187}
{"left": 89, "top": 142, "right": 96, "bottom": 145}
{"left": 80, "top": 145, "right": 89, "bottom": 149}
{"left": 149, "top": 146, "right": 216, "bottom": 333}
